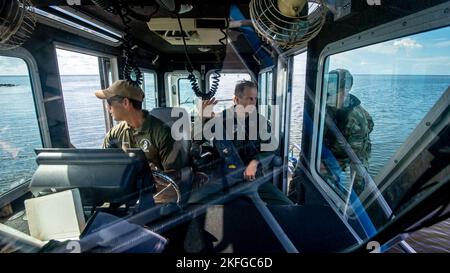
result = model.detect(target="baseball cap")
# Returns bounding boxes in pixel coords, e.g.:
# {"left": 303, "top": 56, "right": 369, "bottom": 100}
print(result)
{"left": 94, "top": 80, "right": 144, "bottom": 102}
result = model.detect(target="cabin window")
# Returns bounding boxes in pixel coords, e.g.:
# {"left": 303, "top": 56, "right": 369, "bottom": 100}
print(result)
{"left": 0, "top": 56, "right": 42, "bottom": 195}
{"left": 258, "top": 70, "right": 273, "bottom": 120}
{"left": 142, "top": 71, "right": 157, "bottom": 109}
{"left": 267, "top": 71, "right": 273, "bottom": 115}
{"left": 317, "top": 26, "right": 450, "bottom": 224}
{"left": 165, "top": 71, "right": 201, "bottom": 115}
{"left": 259, "top": 72, "right": 267, "bottom": 108}
{"left": 209, "top": 72, "right": 251, "bottom": 112}
{"left": 289, "top": 53, "right": 307, "bottom": 158}
{"left": 177, "top": 77, "right": 197, "bottom": 114}
{"left": 56, "top": 48, "right": 106, "bottom": 148}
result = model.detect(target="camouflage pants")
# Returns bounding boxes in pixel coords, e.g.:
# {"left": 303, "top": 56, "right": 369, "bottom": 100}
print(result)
{"left": 344, "top": 158, "right": 369, "bottom": 196}
{"left": 320, "top": 157, "right": 369, "bottom": 197}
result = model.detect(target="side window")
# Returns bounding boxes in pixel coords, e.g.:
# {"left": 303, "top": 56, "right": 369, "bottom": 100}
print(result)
{"left": 266, "top": 71, "right": 273, "bottom": 119}
{"left": 165, "top": 71, "right": 200, "bottom": 115}
{"left": 56, "top": 48, "right": 106, "bottom": 148}
{"left": 318, "top": 26, "right": 450, "bottom": 211}
{"left": 142, "top": 71, "right": 157, "bottom": 109}
{"left": 287, "top": 53, "right": 307, "bottom": 176}
{"left": 0, "top": 56, "right": 42, "bottom": 195}
{"left": 259, "top": 72, "right": 267, "bottom": 106}
{"left": 260, "top": 71, "right": 274, "bottom": 120}
{"left": 178, "top": 78, "right": 196, "bottom": 114}
{"left": 210, "top": 72, "right": 251, "bottom": 112}
{"left": 258, "top": 71, "right": 269, "bottom": 119}
{"left": 290, "top": 53, "right": 307, "bottom": 148}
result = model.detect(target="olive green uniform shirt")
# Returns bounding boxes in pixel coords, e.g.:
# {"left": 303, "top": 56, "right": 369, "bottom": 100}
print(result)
{"left": 102, "top": 110, "right": 185, "bottom": 171}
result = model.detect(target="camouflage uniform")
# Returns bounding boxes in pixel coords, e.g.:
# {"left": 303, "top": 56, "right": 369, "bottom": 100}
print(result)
{"left": 324, "top": 94, "right": 374, "bottom": 195}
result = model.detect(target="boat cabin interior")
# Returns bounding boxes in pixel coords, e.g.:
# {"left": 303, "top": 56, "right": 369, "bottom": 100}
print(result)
{"left": 0, "top": 0, "right": 449, "bottom": 253}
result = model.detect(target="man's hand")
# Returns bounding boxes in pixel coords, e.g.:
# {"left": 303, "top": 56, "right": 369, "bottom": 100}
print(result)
{"left": 201, "top": 97, "right": 218, "bottom": 120}
{"left": 244, "top": 159, "right": 259, "bottom": 181}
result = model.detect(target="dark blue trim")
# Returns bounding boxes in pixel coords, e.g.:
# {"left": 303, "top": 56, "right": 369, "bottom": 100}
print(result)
{"left": 230, "top": 4, "right": 273, "bottom": 68}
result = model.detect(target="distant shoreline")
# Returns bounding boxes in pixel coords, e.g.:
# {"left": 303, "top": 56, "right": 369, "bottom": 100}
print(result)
{"left": 0, "top": 83, "right": 18, "bottom": 87}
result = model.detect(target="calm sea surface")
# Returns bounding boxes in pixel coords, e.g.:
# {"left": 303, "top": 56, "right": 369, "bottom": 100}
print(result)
{"left": 0, "top": 74, "right": 448, "bottom": 252}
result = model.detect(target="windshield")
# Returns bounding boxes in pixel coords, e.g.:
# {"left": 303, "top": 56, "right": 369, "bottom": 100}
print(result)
{"left": 317, "top": 25, "right": 450, "bottom": 243}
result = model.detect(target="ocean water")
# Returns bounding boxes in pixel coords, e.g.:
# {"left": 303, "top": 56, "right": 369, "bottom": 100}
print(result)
{"left": 60, "top": 75, "right": 106, "bottom": 148}
{"left": 0, "top": 75, "right": 41, "bottom": 194}
{"left": 350, "top": 75, "right": 450, "bottom": 179}
{"left": 0, "top": 74, "right": 449, "bottom": 252}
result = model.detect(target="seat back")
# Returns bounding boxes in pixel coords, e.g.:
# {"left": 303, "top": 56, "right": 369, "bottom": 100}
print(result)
{"left": 149, "top": 107, "right": 192, "bottom": 167}
{"left": 149, "top": 107, "right": 194, "bottom": 204}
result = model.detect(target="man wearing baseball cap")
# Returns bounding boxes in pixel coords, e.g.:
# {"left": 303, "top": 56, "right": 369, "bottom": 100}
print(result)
{"left": 95, "top": 80, "right": 186, "bottom": 172}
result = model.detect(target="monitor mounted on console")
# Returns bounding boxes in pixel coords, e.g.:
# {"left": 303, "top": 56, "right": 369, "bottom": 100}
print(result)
{"left": 29, "top": 149, "right": 154, "bottom": 208}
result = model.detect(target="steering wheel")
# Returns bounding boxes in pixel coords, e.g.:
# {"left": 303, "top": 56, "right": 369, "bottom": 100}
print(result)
{"left": 152, "top": 171, "right": 181, "bottom": 205}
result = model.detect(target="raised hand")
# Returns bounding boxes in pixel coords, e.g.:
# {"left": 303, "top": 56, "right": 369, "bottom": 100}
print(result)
{"left": 201, "top": 97, "right": 218, "bottom": 119}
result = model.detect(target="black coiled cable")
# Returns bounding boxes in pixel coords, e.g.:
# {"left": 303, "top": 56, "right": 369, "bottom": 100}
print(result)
{"left": 92, "top": 0, "right": 147, "bottom": 87}
{"left": 176, "top": 14, "right": 229, "bottom": 100}
{"left": 208, "top": 19, "right": 229, "bottom": 99}
{"left": 208, "top": 70, "right": 221, "bottom": 100}
{"left": 186, "top": 72, "right": 202, "bottom": 97}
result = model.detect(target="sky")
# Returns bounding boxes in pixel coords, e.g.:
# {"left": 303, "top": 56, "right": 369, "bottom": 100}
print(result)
{"left": 0, "top": 48, "right": 100, "bottom": 76}
{"left": 327, "top": 26, "right": 450, "bottom": 75}
{"left": 294, "top": 52, "right": 307, "bottom": 75}
{"left": 0, "top": 56, "right": 29, "bottom": 76}
{"left": 55, "top": 49, "right": 100, "bottom": 75}
{"left": 1, "top": 26, "right": 449, "bottom": 76}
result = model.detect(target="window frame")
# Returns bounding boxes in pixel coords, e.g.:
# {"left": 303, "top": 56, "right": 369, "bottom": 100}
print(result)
{"left": 34, "top": 7, "right": 122, "bottom": 47}
{"left": 0, "top": 48, "right": 51, "bottom": 148}
{"left": 177, "top": 77, "right": 197, "bottom": 110}
{"left": 54, "top": 43, "right": 119, "bottom": 143}
{"left": 54, "top": 43, "right": 120, "bottom": 86}
{"left": 281, "top": 51, "right": 308, "bottom": 193}
{"left": 204, "top": 69, "right": 253, "bottom": 113}
{"left": 205, "top": 69, "right": 253, "bottom": 91}
{"left": 164, "top": 70, "right": 201, "bottom": 107}
{"left": 258, "top": 67, "right": 273, "bottom": 103}
{"left": 140, "top": 68, "right": 158, "bottom": 109}
{"left": 310, "top": 2, "right": 450, "bottom": 214}
{"left": 0, "top": 47, "right": 51, "bottom": 199}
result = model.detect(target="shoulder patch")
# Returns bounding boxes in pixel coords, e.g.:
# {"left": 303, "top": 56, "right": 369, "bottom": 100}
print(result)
{"left": 139, "top": 138, "right": 152, "bottom": 152}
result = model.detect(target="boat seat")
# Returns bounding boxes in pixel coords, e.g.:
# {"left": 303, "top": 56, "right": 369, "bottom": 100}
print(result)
{"left": 148, "top": 107, "right": 194, "bottom": 205}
